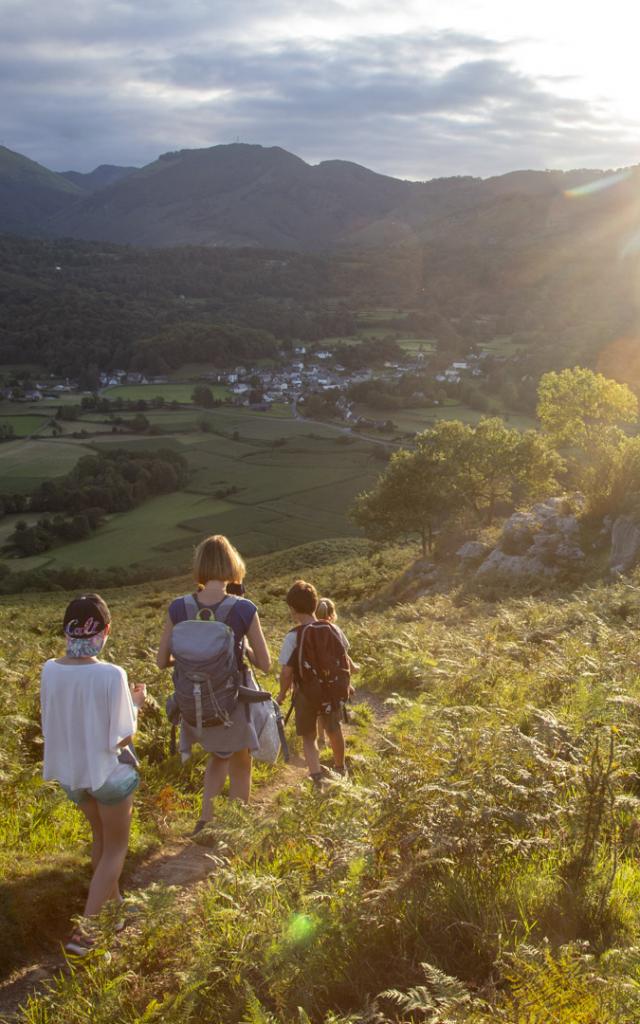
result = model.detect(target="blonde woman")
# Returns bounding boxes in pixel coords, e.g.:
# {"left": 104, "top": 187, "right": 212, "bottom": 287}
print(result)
{"left": 157, "top": 535, "right": 270, "bottom": 830}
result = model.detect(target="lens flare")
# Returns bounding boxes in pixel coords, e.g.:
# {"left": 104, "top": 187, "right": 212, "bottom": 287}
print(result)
{"left": 564, "top": 169, "right": 632, "bottom": 199}
{"left": 620, "top": 229, "right": 640, "bottom": 258}
{"left": 286, "top": 913, "right": 317, "bottom": 944}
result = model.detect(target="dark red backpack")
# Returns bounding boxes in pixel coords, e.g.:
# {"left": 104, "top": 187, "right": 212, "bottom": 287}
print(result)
{"left": 290, "top": 621, "right": 351, "bottom": 710}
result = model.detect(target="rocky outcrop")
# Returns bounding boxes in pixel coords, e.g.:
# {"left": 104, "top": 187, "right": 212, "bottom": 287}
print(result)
{"left": 474, "top": 496, "right": 585, "bottom": 583}
{"left": 609, "top": 516, "right": 640, "bottom": 575}
{"left": 456, "top": 541, "right": 490, "bottom": 566}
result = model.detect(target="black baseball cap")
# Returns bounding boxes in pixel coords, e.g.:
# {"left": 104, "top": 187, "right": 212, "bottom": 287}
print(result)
{"left": 63, "top": 594, "right": 111, "bottom": 639}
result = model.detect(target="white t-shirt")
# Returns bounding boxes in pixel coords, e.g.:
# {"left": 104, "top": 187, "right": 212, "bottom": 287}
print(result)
{"left": 278, "top": 623, "right": 350, "bottom": 666}
{"left": 41, "top": 659, "right": 137, "bottom": 791}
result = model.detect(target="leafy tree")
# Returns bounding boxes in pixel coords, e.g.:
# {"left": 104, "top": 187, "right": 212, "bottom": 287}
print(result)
{"left": 130, "top": 413, "right": 149, "bottom": 433}
{"left": 192, "top": 384, "right": 214, "bottom": 408}
{"left": 422, "top": 418, "right": 562, "bottom": 523}
{"left": 352, "top": 418, "right": 561, "bottom": 553}
{"left": 351, "top": 445, "right": 455, "bottom": 556}
{"left": 537, "top": 367, "right": 638, "bottom": 513}
{"left": 537, "top": 367, "right": 637, "bottom": 448}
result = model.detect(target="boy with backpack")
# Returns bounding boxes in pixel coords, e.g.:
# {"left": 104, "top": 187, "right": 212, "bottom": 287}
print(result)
{"left": 276, "top": 579, "right": 352, "bottom": 786}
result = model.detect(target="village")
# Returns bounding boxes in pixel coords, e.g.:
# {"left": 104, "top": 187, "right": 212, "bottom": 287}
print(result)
{"left": 0, "top": 340, "right": 489, "bottom": 434}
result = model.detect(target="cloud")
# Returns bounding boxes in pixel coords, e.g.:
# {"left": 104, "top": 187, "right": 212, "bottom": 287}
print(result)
{"left": 0, "top": 1, "right": 637, "bottom": 177}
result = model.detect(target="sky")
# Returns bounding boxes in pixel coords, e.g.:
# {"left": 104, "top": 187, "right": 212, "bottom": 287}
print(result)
{"left": 1, "top": 0, "right": 639, "bottom": 180}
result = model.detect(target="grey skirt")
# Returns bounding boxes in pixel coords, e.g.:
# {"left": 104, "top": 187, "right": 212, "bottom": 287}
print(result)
{"left": 179, "top": 699, "right": 259, "bottom": 759}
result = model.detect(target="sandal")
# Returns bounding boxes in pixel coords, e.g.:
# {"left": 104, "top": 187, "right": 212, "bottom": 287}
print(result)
{"left": 65, "top": 919, "right": 112, "bottom": 960}
{"left": 64, "top": 927, "right": 97, "bottom": 957}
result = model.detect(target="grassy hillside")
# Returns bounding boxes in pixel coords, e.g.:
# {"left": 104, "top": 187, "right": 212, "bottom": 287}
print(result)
{"left": 3, "top": 539, "right": 640, "bottom": 1021}
{"left": 0, "top": 411, "right": 381, "bottom": 579}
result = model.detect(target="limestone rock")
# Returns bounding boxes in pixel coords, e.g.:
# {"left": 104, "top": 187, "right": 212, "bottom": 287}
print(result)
{"left": 476, "top": 548, "right": 554, "bottom": 580}
{"left": 456, "top": 541, "right": 490, "bottom": 566}
{"left": 475, "top": 495, "right": 585, "bottom": 583}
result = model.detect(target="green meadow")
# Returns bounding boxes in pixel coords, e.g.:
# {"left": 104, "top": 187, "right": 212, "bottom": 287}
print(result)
{"left": 0, "top": 414, "right": 49, "bottom": 437}
{"left": 0, "top": 404, "right": 381, "bottom": 573}
{"left": 102, "top": 382, "right": 230, "bottom": 402}
{"left": 479, "top": 335, "right": 525, "bottom": 356}
{"left": 396, "top": 337, "right": 436, "bottom": 353}
{"left": 0, "top": 437, "right": 94, "bottom": 493}
{"left": 352, "top": 397, "right": 536, "bottom": 436}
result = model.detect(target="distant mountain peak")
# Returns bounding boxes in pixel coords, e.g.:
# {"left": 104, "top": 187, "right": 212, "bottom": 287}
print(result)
{"left": 0, "top": 140, "right": 632, "bottom": 251}
{"left": 61, "top": 164, "right": 138, "bottom": 192}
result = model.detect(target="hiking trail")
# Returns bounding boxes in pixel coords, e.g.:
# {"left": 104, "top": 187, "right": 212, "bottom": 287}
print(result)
{"left": 0, "top": 692, "right": 388, "bottom": 1021}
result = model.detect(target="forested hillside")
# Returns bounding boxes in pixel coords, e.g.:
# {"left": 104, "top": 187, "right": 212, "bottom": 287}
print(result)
{"left": 0, "top": 147, "right": 81, "bottom": 236}
{"left": 0, "top": 236, "right": 355, "bottom": 374}
{"left": 2, "top": 195, "right": 640, "bottom": 385}
{"left": 2, "top": 538, "right": 640, "bottom": 1022}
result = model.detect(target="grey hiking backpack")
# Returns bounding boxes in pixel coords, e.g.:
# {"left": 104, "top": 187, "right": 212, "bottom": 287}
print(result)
{"left": 170, "top": 594, "right": 243, "bottom": 733}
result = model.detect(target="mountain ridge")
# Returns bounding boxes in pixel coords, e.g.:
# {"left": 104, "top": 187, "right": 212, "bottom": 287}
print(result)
{"left": 60, "top": 164, "right": 138, "bottom": 192}
{"left": 0, "top": 141, "right": 634, "bottom": 250}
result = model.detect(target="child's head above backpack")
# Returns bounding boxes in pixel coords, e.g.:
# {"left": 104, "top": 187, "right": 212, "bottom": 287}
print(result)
{"left": 62, "top": 593, "right": 111, "bottom": 657}
{"left": 286, "top": 579, "right": 318, "bottom": 615}
{"left": 316, "top": 597, "right": 336, "bottom": 622}
{"left": 194, "top": 535, "right": 245, "bottom": 586}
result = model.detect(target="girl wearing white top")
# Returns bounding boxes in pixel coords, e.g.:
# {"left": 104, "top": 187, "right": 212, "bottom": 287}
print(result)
{"left": 40, "top": 594, "right": 146, "bottom": 955}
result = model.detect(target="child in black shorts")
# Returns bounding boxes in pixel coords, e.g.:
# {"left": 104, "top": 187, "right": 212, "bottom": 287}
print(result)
{"left": 276, "top": 580, "right": 350, "bottom": 785}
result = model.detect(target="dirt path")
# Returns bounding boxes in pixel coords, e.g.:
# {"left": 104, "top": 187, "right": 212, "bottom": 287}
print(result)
{"left": 0, "top": 697, "right": 385, "bottom": 1021}
{"left": 0, "top": 760, "right": 314, "bottom": 1021}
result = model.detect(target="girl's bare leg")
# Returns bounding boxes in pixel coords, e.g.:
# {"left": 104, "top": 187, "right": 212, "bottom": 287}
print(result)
{"left": 79, "top": 796, "right": 103, "bottom": 871}
{"left": 83, "top": 796, "right": 134, "bottom": 916}
{"left": 201, "top": 755, "right": 229, "bottom": 820}
{"left": 78, "top": 798, "right": 121, "bottom": 904}
{"left": 228, "top": 749, "right": 252, "bottom": 803}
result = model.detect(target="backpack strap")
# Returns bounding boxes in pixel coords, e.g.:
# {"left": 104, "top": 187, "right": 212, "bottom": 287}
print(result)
{"left": 298, "top": 622, "right": 313, "bottom": 680}
{"left": 182, "top": 593, "right": 200, "bottom": 620}
{"left": 213, "top": 594, "right": 237, "bottom": 625}
{"left": 181, "top": 593, "right": 238, "bottom": 623}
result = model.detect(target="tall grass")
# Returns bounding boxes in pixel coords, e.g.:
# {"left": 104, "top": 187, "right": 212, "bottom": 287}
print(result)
{"left": 3, "top": 541, "right": 640, "bottom": 1021}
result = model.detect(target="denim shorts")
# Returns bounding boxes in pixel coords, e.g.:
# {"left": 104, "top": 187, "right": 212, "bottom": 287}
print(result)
{"left": 61, "top": 764, "right": 140, "bottom": 806}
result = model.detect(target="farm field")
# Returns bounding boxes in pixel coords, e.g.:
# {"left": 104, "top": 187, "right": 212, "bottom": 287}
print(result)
{"left": 0, "top": 414, "right": 49, "bottom": 437}
{"left": 353, "top": 401, "right": 536, "bottom": 435}
{"left": 396, "top": 337, "right": 436, "bottom": 354}
{"left": 0, "top": 404, "right": 379, "bottom": 573}
{"left": 479, "top": 335, "right": 525, "bottom": 356}
{"left": 0, "top": 437, "right": 94, "bottom": 493}
{"left": 17, "top": 492, "right": 237, "bottom": 572}
{"left": 102, "top": 382, "right": 230, "bottom": 402}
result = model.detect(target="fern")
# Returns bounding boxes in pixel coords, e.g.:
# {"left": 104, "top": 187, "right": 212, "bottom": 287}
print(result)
{"left": 375, "top": 962, "right": 472, "bottom": 1022}
{"left": 240, "top": 990, "right": 278, "bottom": 1024}
{"left": 503, "top": 947, "right": 610, "bottom": 1024}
